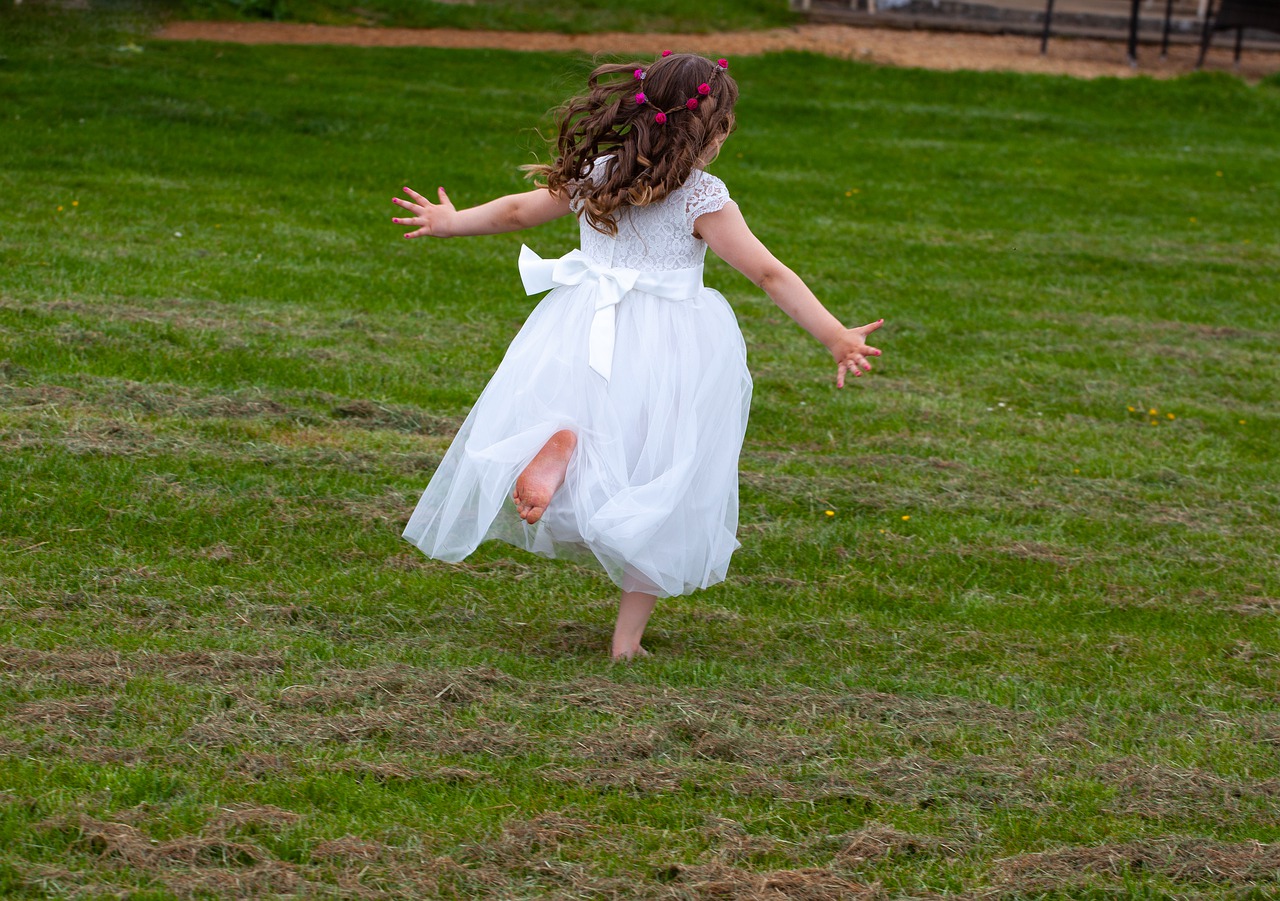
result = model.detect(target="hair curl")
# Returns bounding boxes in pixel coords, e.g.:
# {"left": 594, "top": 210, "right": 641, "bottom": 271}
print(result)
{"left": 524, "top": 53, "right": 739, "bottom": 237}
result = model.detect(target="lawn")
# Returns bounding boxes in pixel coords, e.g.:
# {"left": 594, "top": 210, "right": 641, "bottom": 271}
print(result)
{"left": 149, "top": 0, "right": 800, "bottom": 34}
{"left": 1, "top": 7, "right": 1278, "bottom": 899}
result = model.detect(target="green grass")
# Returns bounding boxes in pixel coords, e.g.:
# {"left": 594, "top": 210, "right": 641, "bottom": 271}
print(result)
{"left": 2, "top": 7, "right": 1279, "bottom": 899}
{"left": 150, "top": 0, "right": 800, "bottom": 34}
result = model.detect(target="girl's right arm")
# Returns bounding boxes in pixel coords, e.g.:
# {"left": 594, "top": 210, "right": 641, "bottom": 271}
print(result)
{"left": 392, "top": 185, "right": 572, "bottom": 239}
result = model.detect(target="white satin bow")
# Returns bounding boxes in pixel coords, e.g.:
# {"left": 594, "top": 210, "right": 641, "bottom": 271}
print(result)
{"left": 518, "top": 245, "right": 703, "bottom": 382}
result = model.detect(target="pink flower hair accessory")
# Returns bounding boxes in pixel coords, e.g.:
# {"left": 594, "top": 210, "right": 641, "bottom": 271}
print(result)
{"left": 697, "top": 82, "right": 710, "bottom": 96}
{"left": 661, "top": 49, "right": 672, "bottom": 57}
{"left": 717, "top": 58, "right": 728, "bottom": 69}
{"left": 634, "top": 68, "right": 645, "bottom": 80}
{"left": 635, "top": 92, "right": 647, "bottom": 104}
{"left": 654, "top": 111, "right": 667, "bottom": 124}
{"left": 685, "top": 98, "right": 698, "bottom": 110}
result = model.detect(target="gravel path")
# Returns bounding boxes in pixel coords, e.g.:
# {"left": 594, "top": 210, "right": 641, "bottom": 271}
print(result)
{"left": 155, "top": 20, "right": 1280, "bottom": 80}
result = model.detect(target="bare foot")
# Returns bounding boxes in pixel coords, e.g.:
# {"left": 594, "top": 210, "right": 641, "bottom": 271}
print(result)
{"left": 513, "top": 429, "right": 577, "bottom": 524}
{"left": 611, "top": 589, "right": 657, "bottom": 661}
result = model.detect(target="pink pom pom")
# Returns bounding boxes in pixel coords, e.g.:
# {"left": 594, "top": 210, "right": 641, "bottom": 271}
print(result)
{"left": 686, "top": 97, "right": 698, "bottom": 110}
{"left": 634, "top": 68, "right": 645, "bottom": 80}
{"left": 697, "top": 82, "right": 710, "bottom": 95}
{"left": 635, "top": 92, "right": 647, "bottom": 104}
{"left": 661, "top": 50, "right": 672, "bottom": 57}
{"left": 717, "top": 58, "right": 728, "bottom": 69}
{"left": 654, "top": 112, "right": 667, "bottom": 124}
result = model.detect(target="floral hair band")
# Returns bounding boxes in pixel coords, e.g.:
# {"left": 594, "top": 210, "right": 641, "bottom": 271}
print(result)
{"left": 633, "top": 54, "right": 728, "bottom": 125}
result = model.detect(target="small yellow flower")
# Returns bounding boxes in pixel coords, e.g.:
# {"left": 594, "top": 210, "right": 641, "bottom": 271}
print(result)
{"left": 1166, "top": 413, "right": 1175, "bottom": 420}
{"left": 1189, "top": 217, "right": 1198, "bottom": 223}
{"left": 56, "top": 205, "right": 63, "bottom": 211}
{"left": 1216, "top": 171, "right": 1223, "bottom": 177}
{"left": 1150, "top": 420, "right": 1158, "bottom": 426}
{"left": 845, "top": 191, "right": 852, "bottom": 197}
{"left": 1239, "top": 419, "right": 1247, "bottom": 425}
{"left": 215, "top": 224, "right": 221, "bottom": 228}
{"left": 1073, "top": 468, "right": 1080, "bottom": 473}
{"left": 825, "top": 510, "right": 835, "bottom": 517}
{"left": 1127, "top": 406, "right": 1135, "bottom": 412}
{"left": 901, "top": 515, "right": 910, "bottom": 521}
{"left": 1148, "top": 408, "right": 1158, "bottom": 415}
{"left": 72, "top": 200, "right": 79, "bottom": 207}
{"left": 879, "top": 529, "right": 886, "bottom": 534}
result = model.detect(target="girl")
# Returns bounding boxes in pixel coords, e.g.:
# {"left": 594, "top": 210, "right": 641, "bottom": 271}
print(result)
{"left": 392, "top": 52, "right": 883, "bottom": 660}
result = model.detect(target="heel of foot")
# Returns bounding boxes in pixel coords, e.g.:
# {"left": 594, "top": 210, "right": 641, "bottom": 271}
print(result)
{"left": 513, "top": 429, "right": 578, "bottom": 524}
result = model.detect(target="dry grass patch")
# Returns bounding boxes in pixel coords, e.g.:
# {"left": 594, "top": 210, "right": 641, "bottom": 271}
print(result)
{"left": 833, "top": 823, "right": 966, "bottom": 865}
{"left": 310, "top": 834, "right": 390, "bottom": 862}
{"left": 666, "top": 862, "right": 884, "bottom": 900}
{"left": 37, "top": 814, "right": 263, "bottom": 869}
{"left": 208, "top": 803, "right": 303, "bottom": 831}
{"left": 731, "top": 755, "right": 1053, "bottom": 813}
{"left": 539, "top": 762, "right": 691, "bottom": 795}
{"left": 12, "top": 696, "right": 116, "bottom": 727}
{"left": 224, "top": 751, "right": 295, "bottom": 781}
{"left": 182, "top": 704, "right": 535, "bottom": 756}
{"left": 1232, "top": 596, "right": 1280, "bottom": 616}
{"left": 272, "top": 663, "right": 509, "bottom": 711}
{"left": 996, "top": 837, "right": 1280, "bottom": 889}
{"left": 1091, "top": 758, "right": 1280, "bottom": 822}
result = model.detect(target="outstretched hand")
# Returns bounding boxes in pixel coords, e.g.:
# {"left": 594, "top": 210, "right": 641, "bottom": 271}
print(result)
{"left": 832, "top": 318, "right": 885, "bottom": 388}
{"left": 391, "top": 186, "right": 457, "bottom": 239}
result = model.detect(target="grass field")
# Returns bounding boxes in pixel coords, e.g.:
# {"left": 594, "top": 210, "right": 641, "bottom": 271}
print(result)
{"left": 147, "top": 0, "right": 800, "bottom": 34}
{"left": 2, "top": 7, "right": 1279, "bottom": 899}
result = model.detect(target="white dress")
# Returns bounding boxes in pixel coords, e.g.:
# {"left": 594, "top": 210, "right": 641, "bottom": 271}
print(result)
{"left": 402, "top": 166, "right": 752, "bottom": 598}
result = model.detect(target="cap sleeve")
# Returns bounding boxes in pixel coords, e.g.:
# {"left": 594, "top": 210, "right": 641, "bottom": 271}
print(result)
{"left": 684, "top": 171, "right": 732, "bottom": 234}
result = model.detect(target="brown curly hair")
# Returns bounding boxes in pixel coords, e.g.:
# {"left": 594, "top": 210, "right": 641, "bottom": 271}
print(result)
{"left": 524, "top": 53, "right": 739, "bottom": 237}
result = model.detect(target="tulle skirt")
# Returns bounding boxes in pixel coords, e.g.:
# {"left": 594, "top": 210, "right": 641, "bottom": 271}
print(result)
{"left": 402, "top": 282, "right": 752, "bottom": 598}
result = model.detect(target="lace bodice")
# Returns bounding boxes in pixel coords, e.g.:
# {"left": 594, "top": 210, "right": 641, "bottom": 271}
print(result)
{"left": 572, "top": 161, "right": 733, "bottom": 272}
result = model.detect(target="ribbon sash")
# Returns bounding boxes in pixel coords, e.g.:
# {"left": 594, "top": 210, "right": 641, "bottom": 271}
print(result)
{"left": 518, "top": 245, "right": 703, "bottom": 382}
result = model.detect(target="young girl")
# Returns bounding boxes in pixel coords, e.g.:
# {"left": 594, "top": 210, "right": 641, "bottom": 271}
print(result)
{"left": 392, "top": 52, "right": 883, "bottom": 660}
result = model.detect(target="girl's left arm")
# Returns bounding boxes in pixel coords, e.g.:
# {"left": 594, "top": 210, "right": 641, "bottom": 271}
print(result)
{"left": 697, "top": 202, "right": 884, "bottom": 389}
{"left": 392, "top": 185, "right": 571, "bottom": 239}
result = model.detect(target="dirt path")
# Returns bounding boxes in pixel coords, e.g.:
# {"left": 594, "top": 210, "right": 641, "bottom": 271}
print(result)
{"left": 155, "top": 20, "right": 1280, "bottom": 81}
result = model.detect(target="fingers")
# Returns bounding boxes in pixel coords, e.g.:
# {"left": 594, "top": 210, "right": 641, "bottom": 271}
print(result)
{"left": 836, "top": 354, "right": 873, "bottom": 388}
{"left": 402, "top": 185, "right": 431, "bottom": 205}
{"left": 391, "top": 185, "right": 430, "bottom": 218}
{"left": 390, "top": 211, "right": 430, "bottom": 237}
{"left": 392, "top": 185, "right": 452, "bottom": 238}
{"left": 391, "top": 196, "right": 425, "bottom": 216}
{"left": 858, "top": 318, "right": 885, "bottom": 335}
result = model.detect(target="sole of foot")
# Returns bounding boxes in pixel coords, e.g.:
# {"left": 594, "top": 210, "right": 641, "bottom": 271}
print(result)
{"left": 513, "top": 429, "right": 577, "bottom": 524}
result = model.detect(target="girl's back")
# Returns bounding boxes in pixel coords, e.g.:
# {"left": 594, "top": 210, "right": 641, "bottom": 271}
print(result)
{"left": 574, "top": 161, "right": 732, "bottom": 272}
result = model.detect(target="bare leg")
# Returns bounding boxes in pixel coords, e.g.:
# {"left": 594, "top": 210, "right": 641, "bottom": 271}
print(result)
{"left": 513, "top": 429, "right": 576, "bottom": 524}
{"left": 611, "top": 590, "right": 657, "bottom": 660}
